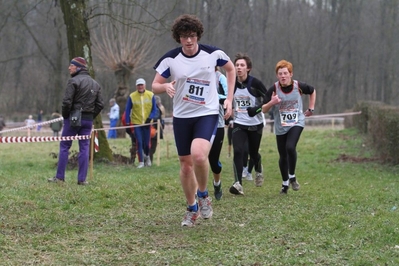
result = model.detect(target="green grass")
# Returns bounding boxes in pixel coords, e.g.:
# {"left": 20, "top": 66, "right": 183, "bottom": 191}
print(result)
{"left": 0, "top": 127, "right": 398, "bottom": 265}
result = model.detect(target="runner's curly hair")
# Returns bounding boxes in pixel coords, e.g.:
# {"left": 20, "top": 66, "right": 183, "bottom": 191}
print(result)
{"left": 171, "top": 14, "right": 204, "bottom": 43}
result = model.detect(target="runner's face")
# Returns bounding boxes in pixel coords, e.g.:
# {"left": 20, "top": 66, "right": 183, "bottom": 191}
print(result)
{"left": 235, "top": 59, "right": 249, "bottom": 81}
{"left": 180, "top": 32, "right": 198, "bottom": 55}
{"left": 277, "top": 67, "right": 293, "bottom": 86}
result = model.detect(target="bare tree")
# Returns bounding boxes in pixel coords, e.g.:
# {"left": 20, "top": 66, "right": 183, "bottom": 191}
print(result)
{"left": 15, "top": 2, "right": 66, "bottom": 112}
{"left": 2, "top": 0, "right": 399, "bottom": 119}
{"left": 59, "top": 0, "right": 113, "bottom": 161}
{"left": 91, "top": 12, "right": 154, "bottom": 137}
{"left": 89, "top": 0, "right": 178, "bottom": 137}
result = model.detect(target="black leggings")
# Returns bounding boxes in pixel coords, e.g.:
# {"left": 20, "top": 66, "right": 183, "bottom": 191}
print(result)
{"left": 243, "top": 139, "right": 255, "bottom": 172}
{"left": 232, "top": 124, "right": 263, "bottom": 184}
{"left": 276, "top": 126, "right": 303, "bottom": 182}
{"left": 208, "top": 127, "right": 225, "bottom": 174}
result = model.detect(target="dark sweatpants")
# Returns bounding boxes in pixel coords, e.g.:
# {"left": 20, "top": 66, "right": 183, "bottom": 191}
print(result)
{"left": 208, "top": 127, "right": 225, "bottom": 174}
{"left": 232, "top": 123, "right": 263, "bottom": 184}
{"left": 275, "top": 126, "right": 303, "bottom": 182}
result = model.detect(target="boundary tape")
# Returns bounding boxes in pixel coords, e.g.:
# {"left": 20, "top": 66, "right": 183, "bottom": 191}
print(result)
{"left": 0, "top": 117, "right": 64, "bottom": 134}
{"left": 0, "top": 135, "right": 90, "bottom": 143}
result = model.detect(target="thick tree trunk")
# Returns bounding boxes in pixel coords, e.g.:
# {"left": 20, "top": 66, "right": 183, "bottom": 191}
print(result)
{"left": 114, "top": 62, "right": 133, "bottom": 138}
{"left": 59, "top": 0, "right": 113, "bottom": 161}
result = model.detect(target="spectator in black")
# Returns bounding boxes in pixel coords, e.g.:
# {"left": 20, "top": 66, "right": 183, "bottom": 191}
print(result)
{"left": 48, "top": 57, "right": 104, "bottom": 185}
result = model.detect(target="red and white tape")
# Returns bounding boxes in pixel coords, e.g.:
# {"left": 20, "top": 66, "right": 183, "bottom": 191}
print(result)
{"left": 94, "top": 131, "right": 99, "bottom": 152}
{"left": 0, "top": 117, "right": 64, "bottom": 134}
{"left": 0, "top": 135, "right": 90, "bottom": 144}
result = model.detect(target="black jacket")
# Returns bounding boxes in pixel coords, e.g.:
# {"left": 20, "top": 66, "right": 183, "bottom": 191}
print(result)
{"left": 62, "top": 70, "right": 104, "bottom": 120}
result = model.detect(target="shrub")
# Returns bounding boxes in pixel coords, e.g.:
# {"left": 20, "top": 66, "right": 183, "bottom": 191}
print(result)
{"left": 349, "top": 101, "right": 399, "bottom": 164}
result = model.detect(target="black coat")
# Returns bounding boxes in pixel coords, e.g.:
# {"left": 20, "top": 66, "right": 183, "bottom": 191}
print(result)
{"left": 61, "top": 70, "right": 104, "bottom": 120}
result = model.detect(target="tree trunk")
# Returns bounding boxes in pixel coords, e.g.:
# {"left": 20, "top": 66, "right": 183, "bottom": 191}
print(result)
{"left": 114, "top": 62, "right": 133, "bottom": 138}
{"left": 59, "top": 0, "right": 113, "bottom": 161}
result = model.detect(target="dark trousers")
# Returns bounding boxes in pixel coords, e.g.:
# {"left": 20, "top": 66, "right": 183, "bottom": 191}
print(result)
{"left": 134, "top": 125, "right": 151, "bottom": 163}
{"left": 208, "top": 127, "right": 225, "bottom": 174}
{"left": 56, "top": 119, "right": 92, "bottom": 183}
{"left": 232, "top": 124, "right": 263, "bottom": 184}
{"left": 276, "top": 126, "right": 303, "bottom": 181}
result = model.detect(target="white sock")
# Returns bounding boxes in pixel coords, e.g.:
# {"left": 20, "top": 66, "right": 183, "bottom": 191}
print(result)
{"left": 283, "top": 180, "right": 289, "bottom": 186}
{"left": 289, "top": 174, "right": 295, "bottom": 179}
{"left": 214, "top": 180, "right": 221, "bottom": 186}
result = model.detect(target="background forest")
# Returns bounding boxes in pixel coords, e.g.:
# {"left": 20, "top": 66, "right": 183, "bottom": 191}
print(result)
{"left": 0, "top": 0, "right": 398, "bottom": 120}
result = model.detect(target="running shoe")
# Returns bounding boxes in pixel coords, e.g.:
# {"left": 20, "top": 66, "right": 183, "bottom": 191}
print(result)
{"left": 229, "top": 181, "right": 244, "bottom": 195}
{"left": 198, "top": 196, "right": 213, "bottom": 219}
{"left": 144, "top": 155, "right": 152, "bottom": 167}
{"left": 289, "top": 178, "right": 300, "bottom": 191}
{"left": 47, "top": 177, "right": 64, "bottom": 183}
{"left": 181, "top": 210, "right": 200, "bottom": 227}
{"left": 137, "top": 162, "right": 145, "bottom": 168}
{"left": 243, "top": 172, "right": 253, "bottom": 181}
{"left": 214, "top": 183, "right": 223, "bottom": 200}
{"left": 255, "top": 165, "right": 264, "bottom": 187}
{"left": 280, "top": 185, "right": 289, "bottom": 195}
{"left": 242, "top": 167, "right": 249, "bottom": 178}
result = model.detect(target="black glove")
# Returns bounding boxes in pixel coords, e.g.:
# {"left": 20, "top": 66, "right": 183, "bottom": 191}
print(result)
{"left": 247, "top": 106, "right": 262, "bottom": 117}
{"left": 61, "top": 106, "right": 69, "bottom": 119}
{"left": 145, "top": 118, "right": 151, "bottom": 124}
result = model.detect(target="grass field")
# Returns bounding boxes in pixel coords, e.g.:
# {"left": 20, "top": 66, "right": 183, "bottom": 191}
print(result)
{"left": 0, "top": 126, "right": 398, "bottom": 265}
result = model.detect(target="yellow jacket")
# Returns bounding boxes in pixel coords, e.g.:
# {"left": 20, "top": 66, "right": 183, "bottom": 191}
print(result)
{"left": 126, "top": 90, "right": 156, "bottom": 124}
